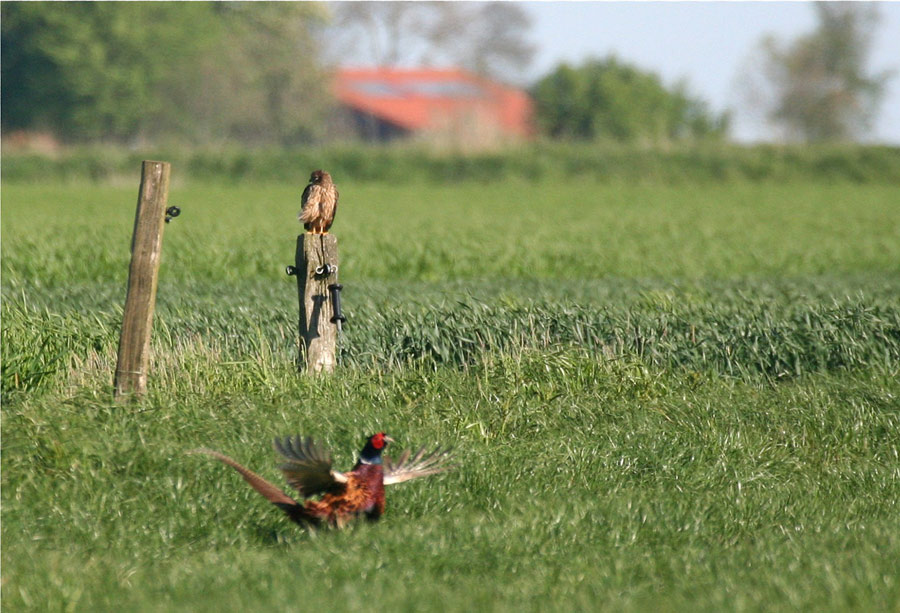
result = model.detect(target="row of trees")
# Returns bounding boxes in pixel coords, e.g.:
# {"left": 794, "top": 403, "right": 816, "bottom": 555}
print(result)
{"left": 2, "top": 3, "right": 332, "bottom": 145}
{"left": 1, "top": 2, "right": 892, "bottom": 146}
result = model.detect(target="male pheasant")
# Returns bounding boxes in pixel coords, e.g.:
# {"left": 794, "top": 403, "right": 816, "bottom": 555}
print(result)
{"left": 191, "top": 433, "right": 453, "bottom": 528}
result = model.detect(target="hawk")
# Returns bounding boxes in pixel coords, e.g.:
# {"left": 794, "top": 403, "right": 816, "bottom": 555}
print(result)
{"left": 298, "top": 170, "right": 338, "bottom": 234}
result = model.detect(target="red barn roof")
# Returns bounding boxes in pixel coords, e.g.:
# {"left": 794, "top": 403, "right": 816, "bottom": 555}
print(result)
{"left": 334, "top": 67, "right": 534, "bottom": 139}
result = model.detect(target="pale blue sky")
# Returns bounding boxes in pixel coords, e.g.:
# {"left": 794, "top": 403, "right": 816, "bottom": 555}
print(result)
{"left": 522, "top": 2, "right": 900, "bottom": 143}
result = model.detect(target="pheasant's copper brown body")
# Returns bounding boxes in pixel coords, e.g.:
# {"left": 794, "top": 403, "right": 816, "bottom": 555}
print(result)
{"left": 192, "top": 432, "right": 452, "bottom": 528}
{"left": 307, "top": 464, "right": 385, "bottom": 525}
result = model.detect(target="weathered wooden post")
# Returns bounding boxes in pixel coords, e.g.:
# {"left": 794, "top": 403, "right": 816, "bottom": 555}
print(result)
{"left": 114, "top": 160, "right": 172, "bottom": 399}
{"left": 290, "top": 234, "right": 339, "bottom": 374}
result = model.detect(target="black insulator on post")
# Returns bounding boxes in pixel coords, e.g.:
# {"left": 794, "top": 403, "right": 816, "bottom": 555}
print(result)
{"left": 328, "top": 284, "right": 346, "bottom": 325}
{"left": 165, "top": 205, "right": 181, "bottom": 223}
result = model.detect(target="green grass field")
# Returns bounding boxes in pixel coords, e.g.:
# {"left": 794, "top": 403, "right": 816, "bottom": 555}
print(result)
{"left": 2, "top": 169, "right": 899, "bottom": 611}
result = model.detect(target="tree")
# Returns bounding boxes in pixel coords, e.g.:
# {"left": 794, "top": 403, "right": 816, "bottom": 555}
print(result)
{"left": 157, "top": 3, "right": 332, "bottom": 146}
{"left": 2, "top": 2, "right": 206, "bottom": 140}
{"left": 324, "top": 2, "right": 435, "bottom": 68}
{"left": 322, "top": 2, "right": 535, "bottom": 83}
{"left": 532, "top": 57, "right": 729, "bottom": 143}
{"left": 1, "top": 2, "right": 329, "bottom": 145}
{"left": 425, "top": 3, "right": 535, "bottom": 82}
{"left": 744, "top": 2, "right": 893, "bottom": 142}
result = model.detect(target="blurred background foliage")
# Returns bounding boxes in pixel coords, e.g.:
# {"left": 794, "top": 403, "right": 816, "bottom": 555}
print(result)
{"left": 2, "top": 2, "right": 331, "bottom": 146}
{"left": 0, "top": 1, "right": 893, "bottom": 147}
{"left": 532, "top": 57, "right": 729, "bottom": 143}
{"left": 740, "top": 2, "right": 894, "bottom": 143}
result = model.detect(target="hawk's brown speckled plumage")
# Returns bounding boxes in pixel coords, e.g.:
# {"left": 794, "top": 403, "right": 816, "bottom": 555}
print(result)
{"left": 298, "top": 170, "right": 338, "bottom": 234}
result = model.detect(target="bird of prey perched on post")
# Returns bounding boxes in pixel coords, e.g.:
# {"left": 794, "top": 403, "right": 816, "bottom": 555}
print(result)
{"left": 299, "top": 170, "right": 338, "bottom": 234}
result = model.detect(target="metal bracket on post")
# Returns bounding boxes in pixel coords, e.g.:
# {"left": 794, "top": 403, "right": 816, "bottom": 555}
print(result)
{"left": 316, "top": 263, "right": 337, "bottom": 278}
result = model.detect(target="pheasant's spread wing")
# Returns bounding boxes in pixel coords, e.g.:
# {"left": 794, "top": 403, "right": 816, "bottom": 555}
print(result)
{"left": 299, "top": 183, "right": 323, "bottom": 223}
{"left": 189, "top": 448, "right": 299, "bottom": 508}
{"left": 274, "top": 435, "right": 348, "bottom": 497}
{"left": 383, "top": 445, "right": 455, "bottom": 485}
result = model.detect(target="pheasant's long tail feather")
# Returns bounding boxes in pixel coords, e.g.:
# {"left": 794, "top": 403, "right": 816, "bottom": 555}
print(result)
{"left": 189, "top": 448, "right": 317, "bottom": 524}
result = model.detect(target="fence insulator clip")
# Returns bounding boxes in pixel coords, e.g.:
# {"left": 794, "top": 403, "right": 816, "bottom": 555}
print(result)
{"left": 165, "top": 206, "right": 181, "bottom": 223}
{"left": 328, "top": 284, "right": 346, "bottom": 325}
{"left": 315, "top": 263, "right": 337, "bottom": 277}
{"left": 285, "top": 265, "right": 298, "bottom": 276}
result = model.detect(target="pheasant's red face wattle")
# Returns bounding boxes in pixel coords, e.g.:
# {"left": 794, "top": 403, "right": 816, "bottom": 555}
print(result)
{"left": 371, "top": 432, "right": 386, "bottom": 449}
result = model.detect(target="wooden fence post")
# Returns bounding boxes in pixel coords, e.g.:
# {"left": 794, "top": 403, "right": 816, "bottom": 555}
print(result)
{"left": 293, "top": 234, "right": 339, "bottom": 374}
{"left": 114, "top": 160, "right": 171, "bottom": 399}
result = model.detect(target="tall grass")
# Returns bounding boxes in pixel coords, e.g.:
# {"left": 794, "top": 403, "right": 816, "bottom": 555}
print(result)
{"left": 3, "top": 181, "right": 899, "bottom": 285}
{"left": 3, "top": 359, "right": 899, "bottom": 611}
{"left": 2, "top": 173, "right": 899, "bottom": 611}
{"left": 5, "top": 278, "right": 900, "bottom": 395}
{"left": 3, "top": 179, "right": 898, "bottom": 394}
